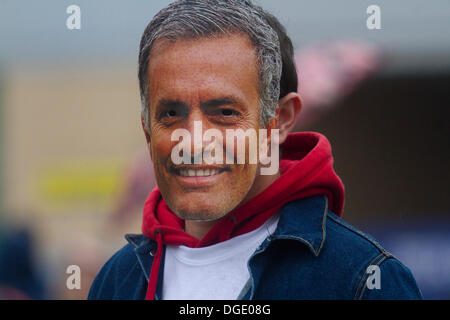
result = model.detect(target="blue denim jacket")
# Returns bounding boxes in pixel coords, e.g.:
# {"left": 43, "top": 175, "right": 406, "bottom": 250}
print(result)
{"left": 88, "top": 195, "right": 423, "bottom": 300}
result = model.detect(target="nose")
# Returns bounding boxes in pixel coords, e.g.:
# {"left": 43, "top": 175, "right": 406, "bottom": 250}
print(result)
{"left": 184, "top": 110, "right": 209, "bottom": 164}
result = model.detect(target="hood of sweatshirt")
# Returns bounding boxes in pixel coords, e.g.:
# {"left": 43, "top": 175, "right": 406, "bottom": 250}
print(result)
{"left": 141, "top": 131, "right": 345, "bottom": 299}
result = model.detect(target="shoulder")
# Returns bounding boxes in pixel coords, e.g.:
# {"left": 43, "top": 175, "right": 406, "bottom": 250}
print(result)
{"left": 88, "top": 236, "right": 148, "bottom": 300}
{"left": 323, "top": 212, "right": 423, "bottom": 299}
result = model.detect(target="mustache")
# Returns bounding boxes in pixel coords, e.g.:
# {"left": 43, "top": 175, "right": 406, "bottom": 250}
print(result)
{"left": 168, "top": 153, "right": 233, "bottom": 173}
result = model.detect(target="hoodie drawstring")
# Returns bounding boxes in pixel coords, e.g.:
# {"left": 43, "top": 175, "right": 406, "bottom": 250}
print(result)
{"left": 145, "top": 229, "right": 164, "bottom": 300}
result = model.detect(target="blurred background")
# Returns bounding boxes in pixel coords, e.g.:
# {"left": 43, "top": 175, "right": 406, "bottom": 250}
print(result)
{"left": 0, "top": 0, "right": 449, "bottom": 299}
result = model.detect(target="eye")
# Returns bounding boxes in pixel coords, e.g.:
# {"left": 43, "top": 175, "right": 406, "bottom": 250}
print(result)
{"left": 166, "top": 110, "right": 177, "bottom": 117}
{"left": 221, "top": 109, "right": 238, "bottom": 117}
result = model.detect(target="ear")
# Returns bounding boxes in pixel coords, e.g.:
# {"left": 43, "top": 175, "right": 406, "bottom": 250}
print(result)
{"left": 275, "top": 92, "right": 302, "bottom": 144}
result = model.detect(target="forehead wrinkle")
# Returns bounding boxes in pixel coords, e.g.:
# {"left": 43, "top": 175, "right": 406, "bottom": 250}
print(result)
{"left": 148, "top": 34, "right": 258, "bottom": 82}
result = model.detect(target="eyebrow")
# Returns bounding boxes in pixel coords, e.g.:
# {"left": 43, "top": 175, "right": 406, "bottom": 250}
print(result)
{"left": 157, "top": 96, "right": 243, "bottom": 111}
{"left": 157, "top": 99, "right": 189, "bottom": 110}
{"left": 200, "top": 97, "right": 240, "bottom": 109}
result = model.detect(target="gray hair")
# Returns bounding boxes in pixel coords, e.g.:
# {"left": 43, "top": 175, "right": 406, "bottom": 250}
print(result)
{"left": 138, "top": 0, "right": 282, "bottom": 131}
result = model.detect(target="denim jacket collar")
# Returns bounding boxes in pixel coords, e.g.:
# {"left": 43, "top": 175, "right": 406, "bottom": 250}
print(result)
{"left": 125, "top": 234, "right": 153, "bottom": 281}
{"left": 125, "top": 233, "right": 164, "bottom": 299}
{"left": 269, "top": 194, "right": 328, "bottom": 257}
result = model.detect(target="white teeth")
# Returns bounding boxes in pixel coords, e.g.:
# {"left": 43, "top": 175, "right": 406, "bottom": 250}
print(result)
{"left": 179, "top": 169, "right": 221, "bottom": 177}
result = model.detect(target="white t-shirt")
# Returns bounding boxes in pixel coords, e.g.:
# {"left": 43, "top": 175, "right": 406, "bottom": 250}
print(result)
{"left": 162, "top": 214, "right": 280, "bottom": 300}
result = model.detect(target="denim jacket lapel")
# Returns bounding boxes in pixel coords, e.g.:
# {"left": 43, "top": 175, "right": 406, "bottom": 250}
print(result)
{"left": 124, "top": 233, "right": 165, "bottom": 300}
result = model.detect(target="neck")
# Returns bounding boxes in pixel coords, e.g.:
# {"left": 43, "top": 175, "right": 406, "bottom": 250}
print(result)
{"left": 184, "top": 169, "right": 281, "bottom": 240}
{"left": 185, "top": 219, "right": 220, "bottom": 240}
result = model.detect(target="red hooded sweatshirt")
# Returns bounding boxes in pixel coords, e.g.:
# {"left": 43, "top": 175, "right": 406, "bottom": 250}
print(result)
{"left": 141, "top": 132, "right": 345, "bottom": 299}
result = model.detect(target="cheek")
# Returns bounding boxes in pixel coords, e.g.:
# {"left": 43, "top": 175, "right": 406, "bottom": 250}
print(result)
{"left": 242, "top": 164, "right": 258, "bottom": 182}
{"left": 227, "top": 164, "right": 258, "bottom": 206}
{"left": 150, "top": 131, "right": 174, "bottom": 166}
{"left": 222, "top": 130, "right": 262, "bottom": 165}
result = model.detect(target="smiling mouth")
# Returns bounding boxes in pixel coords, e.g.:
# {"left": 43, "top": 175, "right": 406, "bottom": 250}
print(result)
{"left": 173, "top": 167, "right": 230, "bottom": 177}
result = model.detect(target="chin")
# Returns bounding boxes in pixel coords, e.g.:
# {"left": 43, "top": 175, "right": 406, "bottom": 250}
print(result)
{"left": 170, "top": 197, "right": 238, "bottom": 222}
